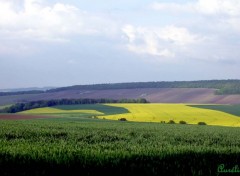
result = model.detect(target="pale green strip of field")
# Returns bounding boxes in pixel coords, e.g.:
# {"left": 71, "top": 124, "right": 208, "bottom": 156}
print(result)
{"left": 100, "top": 104, "right": 240, "bottom": 127}
{"left": 19, "top": 107, "right": 104, "bottom": 115}
{"left": 0, "top": 105, "right": 12, "bottom": 110}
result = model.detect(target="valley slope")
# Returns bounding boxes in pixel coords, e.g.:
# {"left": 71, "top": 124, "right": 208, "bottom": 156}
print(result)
{"left": 1, "top": 88, "right": 240, "bottom": 106}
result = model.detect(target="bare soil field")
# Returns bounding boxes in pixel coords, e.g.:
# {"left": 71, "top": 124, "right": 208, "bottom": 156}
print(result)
{"left": 0, "top": 114, "right": 53, "bottom": 120}
{"left": 1, "top": 88, "right": 240, "bottom": 106}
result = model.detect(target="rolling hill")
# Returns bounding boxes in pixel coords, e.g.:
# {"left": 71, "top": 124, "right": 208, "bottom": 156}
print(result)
{"left": 1, "top": 80, "right": 240, "bottom": 106}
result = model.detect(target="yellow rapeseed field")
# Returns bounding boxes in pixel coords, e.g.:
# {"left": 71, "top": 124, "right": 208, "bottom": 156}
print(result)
{"left": 19, "top": 104, "right": 240, "bottom": 127}
{"left": 20, "top": 107, "right": 103, "bottom": 115}
{"left": 101, "top": 104, "right": 240, "bottom": 127}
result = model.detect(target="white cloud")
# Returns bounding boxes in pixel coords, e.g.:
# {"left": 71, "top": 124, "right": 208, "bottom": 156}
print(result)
{"left": 122, "top": 25, "right": 202, "bottom": 60}
{"left": 122, "top": 25, "right": 136, "bottom": 43}
{"left": 151, "top": 0, "right": 240, "bottom": 16}
{"left": 0, "top": 1, "right": 74, "bottom": 41}
{"left": 150, "top": 2, "right": 194, "bottom": 13}
{"left": 147, "top": 0, "right": 240, "bottom": 63}
{"left": 196, "top": 0, "right": 240, "bottom": 16}
{"left": 1, "top": 0, "right": 240, "bottom": 64}
{"left": 122, "top": 22, "right": 240, "bottom": 63}
{"left": 0, "top": 0, "right": 120, "bottom": 56}
{"left": 157, "top": 26, "right": 201, "bottom": 46}
{"left": 0, "top": 0, "right": 116, "bottom": 42}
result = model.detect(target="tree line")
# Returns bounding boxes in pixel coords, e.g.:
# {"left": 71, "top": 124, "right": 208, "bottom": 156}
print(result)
{"left": 0, "top": 90, "right": 44, "bottom": 96}
{"left": 46, "top": 80, "right": 240, "bottom": 95}
{"left": 0, "top": 98, "right": 148, "bottom": 113}
{"left": 1, "top": 80, "right": 240, "bottom": 96}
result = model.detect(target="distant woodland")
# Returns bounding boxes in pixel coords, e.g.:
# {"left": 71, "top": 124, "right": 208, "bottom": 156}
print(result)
{"left": 0, "top": 90, "right": 44, "bottom": 96}
{"left": 1, "top": 80, "right": 240, "bottom": 96}
{"left": 0, "top": 98, "right": 148, "bottom": 113}
{"left": 45, "top": 80, "right": 240, "bottom": 94}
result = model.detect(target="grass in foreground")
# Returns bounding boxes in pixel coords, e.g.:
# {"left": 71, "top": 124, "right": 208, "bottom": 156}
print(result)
{"left": 0, "top": 118, "right": 240, "bottom": 175}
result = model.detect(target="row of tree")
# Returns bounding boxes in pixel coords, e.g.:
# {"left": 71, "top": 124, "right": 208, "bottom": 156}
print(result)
{"left": 47, "top": 80, "right": 240, "bottom": 95}
{"left": 0, "top": 98, "right": 148, "bottom": 113}
{"left": 1, "top": 80, "right": 240, "bottom": 96}
{"left": 0, "top": 90, "right": 44, "bottom": 96}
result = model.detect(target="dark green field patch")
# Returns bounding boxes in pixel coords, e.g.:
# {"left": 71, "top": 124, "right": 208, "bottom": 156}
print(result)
{"left": 54, "top": 104, "right": 129, "bottom": 116}
{"left": 188, "top": 104, "right": 240, "bottom": 117}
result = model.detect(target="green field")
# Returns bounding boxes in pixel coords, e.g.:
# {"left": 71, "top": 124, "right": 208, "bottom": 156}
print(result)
{"left": 21, "top": 104, "right": 240, "bottom": 127}
{"left": 0, "top": 105, "right": 11, "bottom": 110}
{"left": 0, "top": 117, "right": 240, "bottom": 175}
{"left": 19, "top": 104, "right": 130, "bottom": 119}
{"left": 19, "top": 107, "right": 104, "bottom": 118}
{"left": 189, "top": 104, "right": 240, "bottom": 116}
{"left": 1, "top": 103, "right": 240, "bottom": 175}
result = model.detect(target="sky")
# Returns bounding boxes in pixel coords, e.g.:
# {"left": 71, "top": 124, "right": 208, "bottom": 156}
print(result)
{"left": 1, "top": 0, "right": 240, "bottom": 89}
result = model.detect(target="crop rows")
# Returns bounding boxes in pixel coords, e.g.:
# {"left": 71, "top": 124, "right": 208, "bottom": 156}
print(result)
{"left": 0, "top": 119, "right": 240, "bottom": 175}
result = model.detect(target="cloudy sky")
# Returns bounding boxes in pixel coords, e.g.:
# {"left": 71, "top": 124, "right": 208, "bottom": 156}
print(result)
{"left": 1, "top": 0, "right": 240, "bottom": 89}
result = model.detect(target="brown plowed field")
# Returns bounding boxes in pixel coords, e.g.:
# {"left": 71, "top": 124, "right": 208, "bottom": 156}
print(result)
{"left": 0, "top": 114, "right": 53, "bottom": 120}
{"left": 1, "top": 88, "right": 240, "bottom": 105}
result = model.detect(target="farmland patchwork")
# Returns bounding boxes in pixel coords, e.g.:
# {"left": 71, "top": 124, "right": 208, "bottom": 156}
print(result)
{"left": 20, "top": 104, "right": 240, "bottom": 127}
{"left": 1, "top": 103, "right": 240, "bottom": 175}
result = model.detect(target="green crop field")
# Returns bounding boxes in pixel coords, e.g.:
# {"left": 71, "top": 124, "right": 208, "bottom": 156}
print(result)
{"left": 21, "top": 104, "right": 240, "bottom": 127}
{"left": 0, "top": 105, "right": 11, "bottom": 110}
{"left": 1, "top": 103, "right": 240, "bottom": 175}
{"left": 19, "top": 107, "right": 104, "bottom": 118}
{"left": 189, "top": 104, "right": 240, "bottom": 117}
{"left": 0, "top": 117, "right": 240, "bottom": 175}
{"left": 19, "top": 104, "right": 130, "bottom": 119}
